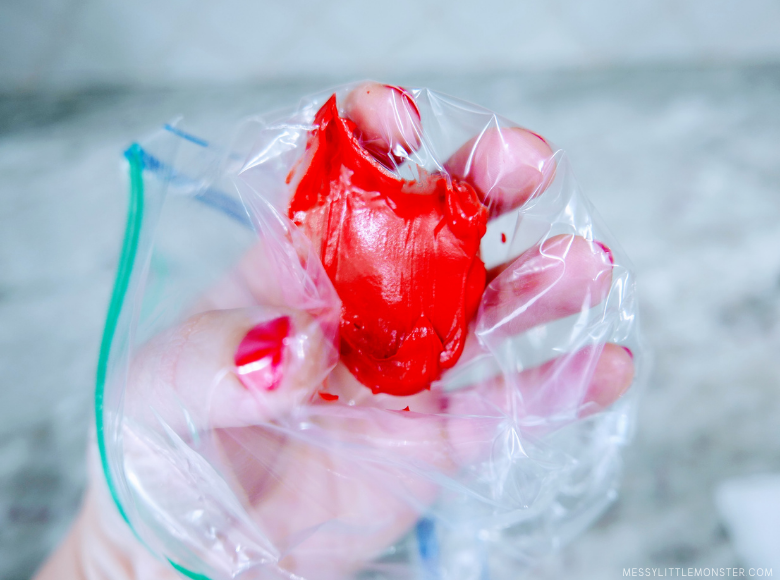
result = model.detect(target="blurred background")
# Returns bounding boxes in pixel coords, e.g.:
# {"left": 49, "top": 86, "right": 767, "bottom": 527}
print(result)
{"left": 1, "top": 0, "right": 780, "bottom": 578}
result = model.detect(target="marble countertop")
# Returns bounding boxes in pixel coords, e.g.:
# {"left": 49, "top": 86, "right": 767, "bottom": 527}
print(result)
{"left": 1, "top": 66, "right": 779, "bottom": 579}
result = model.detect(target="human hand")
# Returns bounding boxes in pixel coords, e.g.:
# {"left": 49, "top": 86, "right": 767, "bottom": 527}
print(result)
{"left": 35, "top": 83, "right": 635, "bottom": 580}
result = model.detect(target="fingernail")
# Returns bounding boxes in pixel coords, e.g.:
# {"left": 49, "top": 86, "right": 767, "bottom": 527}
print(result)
{"left": 234, "top": 316, "right": 291, "bottom": 391}
{"left": 527, "top": 129, "right": 549, "bottom": 145}
{"left": 622, "top": 346, "right": 634, "bottom": 359}
{"left": 385, "top": 84, "right": 421, "bottom": 120}
{"left": 594, "top": 240, "right": 614, "bottom": 265}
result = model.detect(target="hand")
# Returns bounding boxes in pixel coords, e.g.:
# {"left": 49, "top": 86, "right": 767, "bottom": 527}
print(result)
{"left": 35, "top": 83, "right": 635, "bottom": 580}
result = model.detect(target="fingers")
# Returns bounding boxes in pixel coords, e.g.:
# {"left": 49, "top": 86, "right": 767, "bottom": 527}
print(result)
{"left": 341, "top": 88, "right": 556, "bottom": 220}
{"left": 581, "top": 343, "right": 634, "bottom": 415}
{"left": 126, "top": 308, "right": 336, "bottom": 433}
{"left": 477, "top": 234, "right": 613, "bottom": 341}
{"left": 447, "top": 232, "right": 619, "bottom": 465}
{"left": 444, "top": 342, "right": 634, "bottom": 466}
{"left": 508, "top": 342, "right": 634, "bottom": 420}
{"left": 341, "top": 85, "right": 556, "bottom": 220}
{"left": 445, "top": 126, "right": 556, "bottom": 217}
{"left": 342, "top": 82, "right": 422, "bottom": 167}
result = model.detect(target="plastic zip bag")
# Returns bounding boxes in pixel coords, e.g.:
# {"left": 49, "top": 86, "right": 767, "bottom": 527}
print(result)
{"left": 96, "top": 83, "right": 644, "bottom": 580}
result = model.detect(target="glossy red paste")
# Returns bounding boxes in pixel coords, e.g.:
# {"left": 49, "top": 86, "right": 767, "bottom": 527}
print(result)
{"left": 288, "top": 96, "right": 487, "bottom": 396}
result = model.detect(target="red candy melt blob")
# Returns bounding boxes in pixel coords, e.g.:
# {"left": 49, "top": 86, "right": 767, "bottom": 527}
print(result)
{"left": 288, "top": 96, "right": 488, "bottom": 396}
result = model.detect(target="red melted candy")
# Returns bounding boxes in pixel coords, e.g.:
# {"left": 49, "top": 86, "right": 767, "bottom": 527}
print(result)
{"left": 288, "top": 96, "right": 488, "bottom": 396}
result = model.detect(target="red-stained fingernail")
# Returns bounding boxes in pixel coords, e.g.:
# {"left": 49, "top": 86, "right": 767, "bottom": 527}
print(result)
{"left": 527, "top": 129, "right": 550, "bottom": 146}
{"left": 622, "top": 346, "right": 634, "bottom": 359}
{"left": 594, "top": 240, "right": 614, "bottom": 265}
{"left": 234, "top": 316, "right": 290, "bottom": 391}
{"left": 385, "top": 84, "right": 421, "bottom": 120}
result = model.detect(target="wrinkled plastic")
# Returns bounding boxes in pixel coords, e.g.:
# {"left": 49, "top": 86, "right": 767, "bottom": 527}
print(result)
{"left": 96, "top": 83, "right": 644, "bottom": 580}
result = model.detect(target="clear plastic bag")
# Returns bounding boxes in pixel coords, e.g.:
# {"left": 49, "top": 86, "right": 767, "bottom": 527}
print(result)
{"left": 96, "top": 83, "right": 644, "bottom": 580}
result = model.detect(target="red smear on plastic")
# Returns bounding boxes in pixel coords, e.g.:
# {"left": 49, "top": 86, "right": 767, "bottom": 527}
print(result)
{"left": 401, "top": 406, "right": 410, "bottom": 412}
{"left": 288, "top": 96, "right": 487, "bottom": 396}
{"left": 594, "top": 240, "right": 614, "bottom": 265}
{"left": 318, "top": 391, "right": 339, "bottom": 401}
{"left": 501, "top": 233, "right": 507, "bottom": 243}
{"left": 234, "top": 317, "right": 290, "bottom": 391}
{"left": 622, "top": 346, "right": 634, "bottom": 359}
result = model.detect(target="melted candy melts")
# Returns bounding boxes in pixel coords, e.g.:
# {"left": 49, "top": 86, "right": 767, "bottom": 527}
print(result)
{"left": 288, "top": 96, "right": 488, "bottom": 396}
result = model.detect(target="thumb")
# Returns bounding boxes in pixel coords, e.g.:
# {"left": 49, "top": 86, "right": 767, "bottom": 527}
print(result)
{"left": 125, "top": 308, "right": 337, "bottom": 434}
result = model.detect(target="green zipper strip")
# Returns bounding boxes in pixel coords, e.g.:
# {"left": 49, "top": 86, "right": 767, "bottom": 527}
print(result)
{"left": 95, "top": 143, "right": 144, "bottom": 525}
{"left": 169, "top": 559, "right": 214, "bottom": 580}
{"left": 95, "top": 143, "right": 213, "bottom": 580}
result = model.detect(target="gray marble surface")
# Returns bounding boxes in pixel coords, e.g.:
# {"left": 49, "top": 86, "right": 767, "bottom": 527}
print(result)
{"left": 1, "top": 66, "right": 779, "bottom": 579}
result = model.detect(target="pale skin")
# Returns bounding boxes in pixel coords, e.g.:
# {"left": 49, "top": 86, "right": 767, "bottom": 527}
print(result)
{"left": 35, "top": 83, "right": 635, "bottom": 580}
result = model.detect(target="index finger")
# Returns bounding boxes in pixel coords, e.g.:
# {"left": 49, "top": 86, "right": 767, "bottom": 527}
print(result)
{"left": 445, "top": 126, "right": 556, "bottom": 216}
